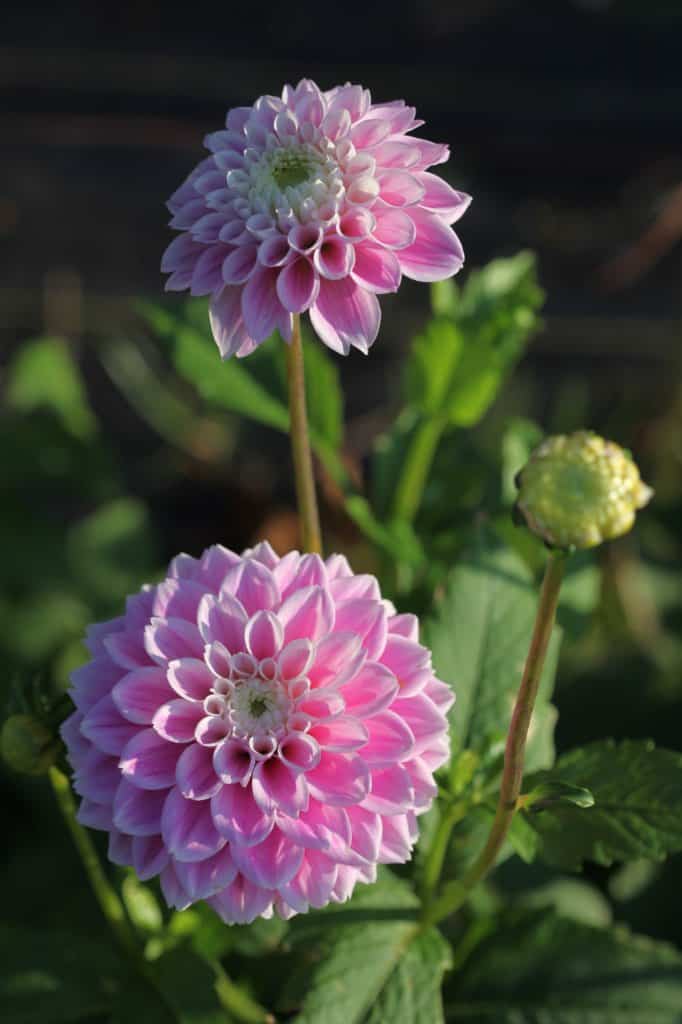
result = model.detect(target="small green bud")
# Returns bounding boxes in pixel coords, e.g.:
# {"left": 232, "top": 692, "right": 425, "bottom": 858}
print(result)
{"left": 515, "top": 431, "right": 653, "bottom": 550}
{"left": 1, "top": 714, "right": 60, "bottom": 775}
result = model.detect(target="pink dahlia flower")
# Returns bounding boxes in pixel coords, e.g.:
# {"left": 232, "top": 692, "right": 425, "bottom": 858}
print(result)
{"left": 162, "top": 79, "right": 470, "bottom": 357}
{"left": 61, "top": 543, "right": 453, "bottom": 923}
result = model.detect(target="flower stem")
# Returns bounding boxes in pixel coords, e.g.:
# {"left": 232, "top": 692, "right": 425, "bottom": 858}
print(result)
{"left": 392, "top": 415, "right": 447, "bottom": 523}
{"left": 422, "top": 551, "right": 566, "bottom": 927}
{"left": 286, "top": 314, "right": 322, "bottom": 554}
{"left": 419, "top": 799, "right": 469, "bottom": 903}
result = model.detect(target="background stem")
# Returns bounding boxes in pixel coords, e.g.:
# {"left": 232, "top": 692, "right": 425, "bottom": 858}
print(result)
{"left": 422, "top": 551, "right": 566, "bottom": 926}
{"left": 392, "top": 415, "right": 448, "bottom": 523}
{"left": 286, "top": 315, "right": 322, "bottom": 554}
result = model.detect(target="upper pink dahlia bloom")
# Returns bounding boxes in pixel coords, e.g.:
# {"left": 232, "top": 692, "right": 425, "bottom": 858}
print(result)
{"left": 61, "top": 543, "right": 453, "bottom": 923}
{"left": 162, "top": 79, "right": 470, "bottom": 357}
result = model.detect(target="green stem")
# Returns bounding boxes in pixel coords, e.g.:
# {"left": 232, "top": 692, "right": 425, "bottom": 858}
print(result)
{"left": 212, "top": 960, "right": 275, "bottom": 1024}
{"left": 422, "top": 551, "right": 566, "bottom": 927}
{"left": 392, "top": 415, "right": 448, "bottom": 523}
{"left": 420, "top": 799, "right": 469, "bottom": 903}
{"left": 49, "top": 766, "right": 142, "bottom": 960}
{"left": 286, "top": 314, "right": 322, "bottom": 554}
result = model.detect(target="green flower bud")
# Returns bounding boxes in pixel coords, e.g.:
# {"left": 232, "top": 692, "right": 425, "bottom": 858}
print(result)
{"left": 1, "top": 714, "right": 60, "bottom": 775}
{"left": 515, "top": 430, "right": 653, "bottom": 550}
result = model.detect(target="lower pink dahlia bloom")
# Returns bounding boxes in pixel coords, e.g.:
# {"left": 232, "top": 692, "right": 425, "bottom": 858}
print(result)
{"left": 162, "top": 79, "right": 470, "bottom": 357}
{"left": 61, "top": 543, "right": 453, "bottom": 923}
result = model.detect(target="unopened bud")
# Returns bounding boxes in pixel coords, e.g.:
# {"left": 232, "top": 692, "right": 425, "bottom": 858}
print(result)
{"left": 1, "top": 714, "right": 60, "bottom": 775}
{"left": 515, "top": 431, "right": 653, "bottom": 550}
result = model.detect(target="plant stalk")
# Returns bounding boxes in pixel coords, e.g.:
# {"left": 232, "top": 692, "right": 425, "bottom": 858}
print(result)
{"left": 422, "top": 551, "right": 566, "bottom": 927}
{"left": 286, "top": 315, "right": 322, "bottom": 554}
{"left": 392, "top": 414, "right": 448, "bottom": 523}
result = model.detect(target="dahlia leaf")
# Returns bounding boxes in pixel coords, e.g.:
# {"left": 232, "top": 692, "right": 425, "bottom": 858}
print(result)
{"left": 521, "top": 740, "right": 682, "bottom": 870}
{"left": 364, "top": 927, "right": 451, "bottom": 1024}
{"left": 446, "top": 909, "right": 682, "bottom": 1021}
{"left": 424, "top": 532, "right": 560, "bottom": 770}
{"left": 6, "top": 336, "right": 97, "bottom": 441}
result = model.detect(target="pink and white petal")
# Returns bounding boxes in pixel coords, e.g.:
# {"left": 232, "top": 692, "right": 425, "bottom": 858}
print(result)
{"left": 372, "top": 205, "right": 417, "bottom": 250}
{"left": 280, "top": 850, "right": 338, "bottom": 912}
{"left": 306, "top": 753, "right": 370, "bottom": 806}
{"left": 197, "top": 593, "right": 247, "bottom": 651}
{"left": 145, "top": 617, "right": 204, "bottom": 664}
{"left": 120, "top": 729, "right": 183, "bottom": 789}
{"left": 275, "top": 257, "right": 319, "bottom": 315}
{"left": 209, "top": 286, "right": 254, "bottom": 359}
{"left": 309, "top": 716, "right": 369, "bottom": 752}
{"left": 388, "top": 612, "right": 419, "bottom": 642}
{"left": 160, "top": 862, "right": 192, "bottom": 911}
{"left": 161, "top": 788, "right": 226, "bottom": 862}
{"left": 222, "top": 244, "right": 259, "bottom": 285}
{"left": 69, "top": 657, "right": 123, "bottom": 715}
{"left": 84, "top": 616, "right": 125, "bottom": 658}
{"left": 167, "top": 658, "right": 214, "bottom": 703}
{"left": 330, "top": 864, "right": 359, "bottom": 903}
{"left": 60, "top": 712, "right": 89, "bottom": 763}
{"left": 152, "top": 579, "right": 206, "bottom": 623}
{"left": 231, "top": 828, "right": 304, "bottom": 889}
{"left": 276, "top": 638, "right": 315, "bottom": 682}
{"left": 211, "top": 782, "right": 274, "bottom": 846}
{"left": 380, "top": 635, "right": 431, "bottom": 697}
{"left": 363, "top": 764, "right": 413, "bottom": 815}
{"left": 153, "top": 699, "right": 204, "bottom": 744}
{"left": 278, "top": 733, "right": 321, "bottom": 772}
{"left": 221, "top": 560, "right": 281, "bottom": 616}
{"left": 341, "top": 662, "right": 399, "bottom": 718}
{"left": 174, "top": 845, "right": 237, "bottom": 900}
{"left": 313, "top": 237, "right": 355, "bottom": 280}
{"left": 278, "top": 553, "right": 328, "bottom": 600}
{"left": 77, "top": 799, "right": 114, "bottom": 831}
{"left": 329, "top": 574, "right": 380, "bottom": 603}
{"left": 112, "top": 667, "right": 174, "bottom": 724}
{"left": 198, "top": 545, "right": 242, "bottom": 591}
{"left": 241, "top": 264, "right": 293, "bottom": 344}
{"left": 213, "top": 738, "right": 254, "bottom": 785}
{"left": 275, "top": 811, "right": 330, "bottom": 851}
{"left": 278, "top": 586, "right": 335, "bottom": 645}
{"left": 108, "top": 829, "right": 134, "bottom": 867}
{"left": 391, "top": 693, "right": 447, "bottom": 755}
{"left": 417, "top": 174, "right": 472, "bottom": 224}
{"left": 176, "top": 742, "right": 221, "bottom": 800}
{"left": 132, "top": 835, "right": 169, "bottom": 881}
{"left": 404, "top": 756, "right": 439, "bottom": 810}
{"left": 113, "top": 778, "right": 167, "bottom": 836}
{"left": 424, "top": 676, "right": 456, "bottom": 714}
{"left": 244, "top": 610, "right": 284, "bottom": 660}
{"left": 348, "top": 806, "right": 382, "bottom": 862}
{"left": 208, "top": 874, "right": 274, "bottom": 925}
{"left": 333, "top": 599, "right": 388, "bottom": 661}
{"left": 81, "top": 695, "right": 139, "bottom": 756}
{"left": 363, "top": 711, "right": 415, "bottom": 766}
{"left": 378, "top": 814, "right": 413, "bottom": 863}
{"left": 308, "top": 631, "right": 365, "bottom": 689}
{"left": 191, "top": 244, "right": 230, "bottom": 295}
{"left": 103, "top": 631, "right": 151, "bottom": 671}
{"left": 73, "top": 748, "right": 120, "bottom": 804}
{"left": 309, "top": 278, "right": 381, "bottom": 356}
{"left": 251, "top": 758, "right": 309, "bottom": 817}
{"left": 351, "top": 242, "right": 401, "bottom": 294}
{"left": 195, "top": 716, "right": 231, "bottom": 747}
{"left": 398, "top": 207, "right": 464, "bottom": 283}
{"left": 370, "top": 139, "right": 421, "bottom": 169}
{"left": 411, "top": 137, "right": 450, "bottom": 169}
{"left": 377, "top": 170, "right": 425, "bottom": 207}
{"left": 338, "top": 208, "right": 375, "bottom": 242}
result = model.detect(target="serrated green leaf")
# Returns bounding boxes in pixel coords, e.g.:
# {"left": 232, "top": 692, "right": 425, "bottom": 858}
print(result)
{"left": 521, "top": 740, "right": 682, "bottom": 870}
{"left": 447, "top": 909, "right": 682, "bottom": 1022}
{"left": 6, "top": 337, "right": 97, "bottom": 441}
{"left": 364, "top": 928, "right": 451, "bottom": 1024}
{"left": 283, "top": 873, "right": 422, "bottom": 1024}
{"left": 424, "top": 531, "right": 561, "bottom": 768}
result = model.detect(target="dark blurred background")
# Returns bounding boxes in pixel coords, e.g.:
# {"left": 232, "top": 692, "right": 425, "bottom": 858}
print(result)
{"left": 2, "top": 0, "right": 682, "bottom": 965}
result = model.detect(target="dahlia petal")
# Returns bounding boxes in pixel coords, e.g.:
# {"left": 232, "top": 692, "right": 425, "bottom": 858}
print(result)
{"left": 60, "top": 712, "right": 89, "bottom": 762}
{"left": 176, "top": 742, "right": 221, "bottom": 800}
{"left": 241, "top": 264, "right": 293, "bottom": 344}
{"left": 278, "top": 586, "right": 335, "bottom": 644}
{"left": 328, "top": 84, "right": 369, "bottom": 123}
{"left": 362, "top": 712, "right": 415, "bottom": 765}
{"left": 231, "top": 828, "right": 304, "bottom": 889}
{"left": 120, "top": 729, "right": 183, "bottom": 789}
{"left": 221, "top": 560, "right": 281, "bottom": 616}
{"left": 169, "top": 198, "right": 208, "bottom": 229}
{"left": 399, "top": 207, "right": 464, "bottom": 282}
{"left": 380, "top": 635, "right": 431, "bottom": 697}
{"left": 103, "top": 631, "right": 151, "bottom": 671}
{"left": 169, "top": 553, "right": 201, "bottom": 580}
{"left": 84, "top": 617, "right": 125, "bottom": 658}
{"left": 378, "top": 814, "right": 413, "bottom": 863}
{"left": 306, "top": 753, "right": 370, "bottom": 806}
{"left": 174, "top": 845, "right": 237, "bottom": 900}
{"left": 392, "top": 694, "right": 447, "bottom": 754}
{"left": 152, "top": 579, "right": 207, "bottom": 622}
{"left": 213, "top": 738, "right": 254, "bottom": 784}
{"left": 363, "top": 764, "right": 413, "bottom": 814}
{"left": 334, "top": 599, "right": 388, "bottom": 661}
{"left": 370, "top": 140, "right": 420, "bottom": 169}
{"left": 281, "top": 849, "right": 338, "bottom": 912}
{"left": 222, "top": 244, "right": 258, "bottom": 285}
{"left": 276, "top": 257, "right": 319, "bottom": 313}
{"left": 281, "top": 553, "right": 329, "bottom": 598}
{"left": 348, "top": 806, "right": 382, "bottom": 861}
{"left": 208, "top": 874, "right": 273, "bottom": 925}
{"left": 372, "top": 205, "right": 417, "bottom": 249}
{"left": 338, "top": 208, "right": 375, "bottom": 242}
{"left": 388, "top": 612, "right": 419, "bottom": 642}
{"left": 162, "top": 788, "right": 226, "bottom": 862}
{"left": 276, "top": 638, "right": 315, "bottom": 682}
{"left": 313, "top": 237, "right": 355, "bottom": 280}
{"left": 350, "top": 117, "right": 391, "bottom": 148}
{"left": 405, "top": 757, "right": 439, "bottom": 809}
{"left": 226, "top": 106, "right": 251, "bottom": 131}
{"left": 310, "top": 277, "right": 381, "bottom": 355}
{"left": 153, "top": 699, "right": 204, "bottom": 744}
{"left": 251, "top": 758, "right": 309, "bottom": 817}
{"left": 71, "top": 657, "right": 124, "bottom": 713}
{"left": 77, "top": 799, "right": 114, "bottom": 830}
{"left": 279, "top": 733, "right": 321, "bottom": 772}
{"left": 112, "top": 667, "right": 174, "bottom": 724}
{"left": 160, "top": 862, "right": 192, "bottom": 911}
{"left": 328, "top": 574, "right": 380, "bottom": 603}
{"left": 167, "top": 658, "right": 214, "bottom": 703}
{"left": 308, "top": 631, "right": 365, "bottom": 689}
{"left": 113, "top": 778, "right": 166, "bottom": 836}
{"left": 211, "top": 782, "right": 274, "bottom": 846}
{"left": 342, "top": 663, "right": 398, "bottom": 718}
{"left": 258, "top": 234, "right": 292, "bottom": 267}
{"left": 411, "top": 137, "right": 450, "bottom": 168}
{"left": 191, "top": 244, "right": 230, "bottom": 296}
{"left": 73, "top": 749, "right": 120, "bottom": 803}
{"left": 245, "top": 610, "right": 284, "bottom": 660}
{"left": 309, "top": 716, "right": 369, "bottom": 752}
{"left": 197, "top": 592, "right": 247, "bottom": 651}
{"left": 331, "top": 864, "right": 359, "bottom": 903}
{"left": 108, "top": 829, "right": 134, "bottom": 867}
{"left": 81, "top": 695, "right": 139, "bottom": 756}
{"left": 351, "top": 242, "right": 401, "bottom": 294}
{"left": 345, "top": 176, "right": 380, "bottom": 207}
{"left": 425, "top": 676, "right": 456, "bottom": 713}
{"left": 297, "top": 691, "right": 345, "bottom": 720}
{"left": 417, "top": 173, "right": 472, "bottom": 224}
{"left": 275, "top": 812, "right": 330, "bottom": 851}
{"left": 132, "top": 835, "right": 169, "bottom": 880}
{"left": 377, "top": 170, "right": 425, "bottom": 207}
{"left": 244, "top": 540, "right": 280, "bottom": 569}
{"left": 145, "top": 617, "right": 204, "bottom": 664}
